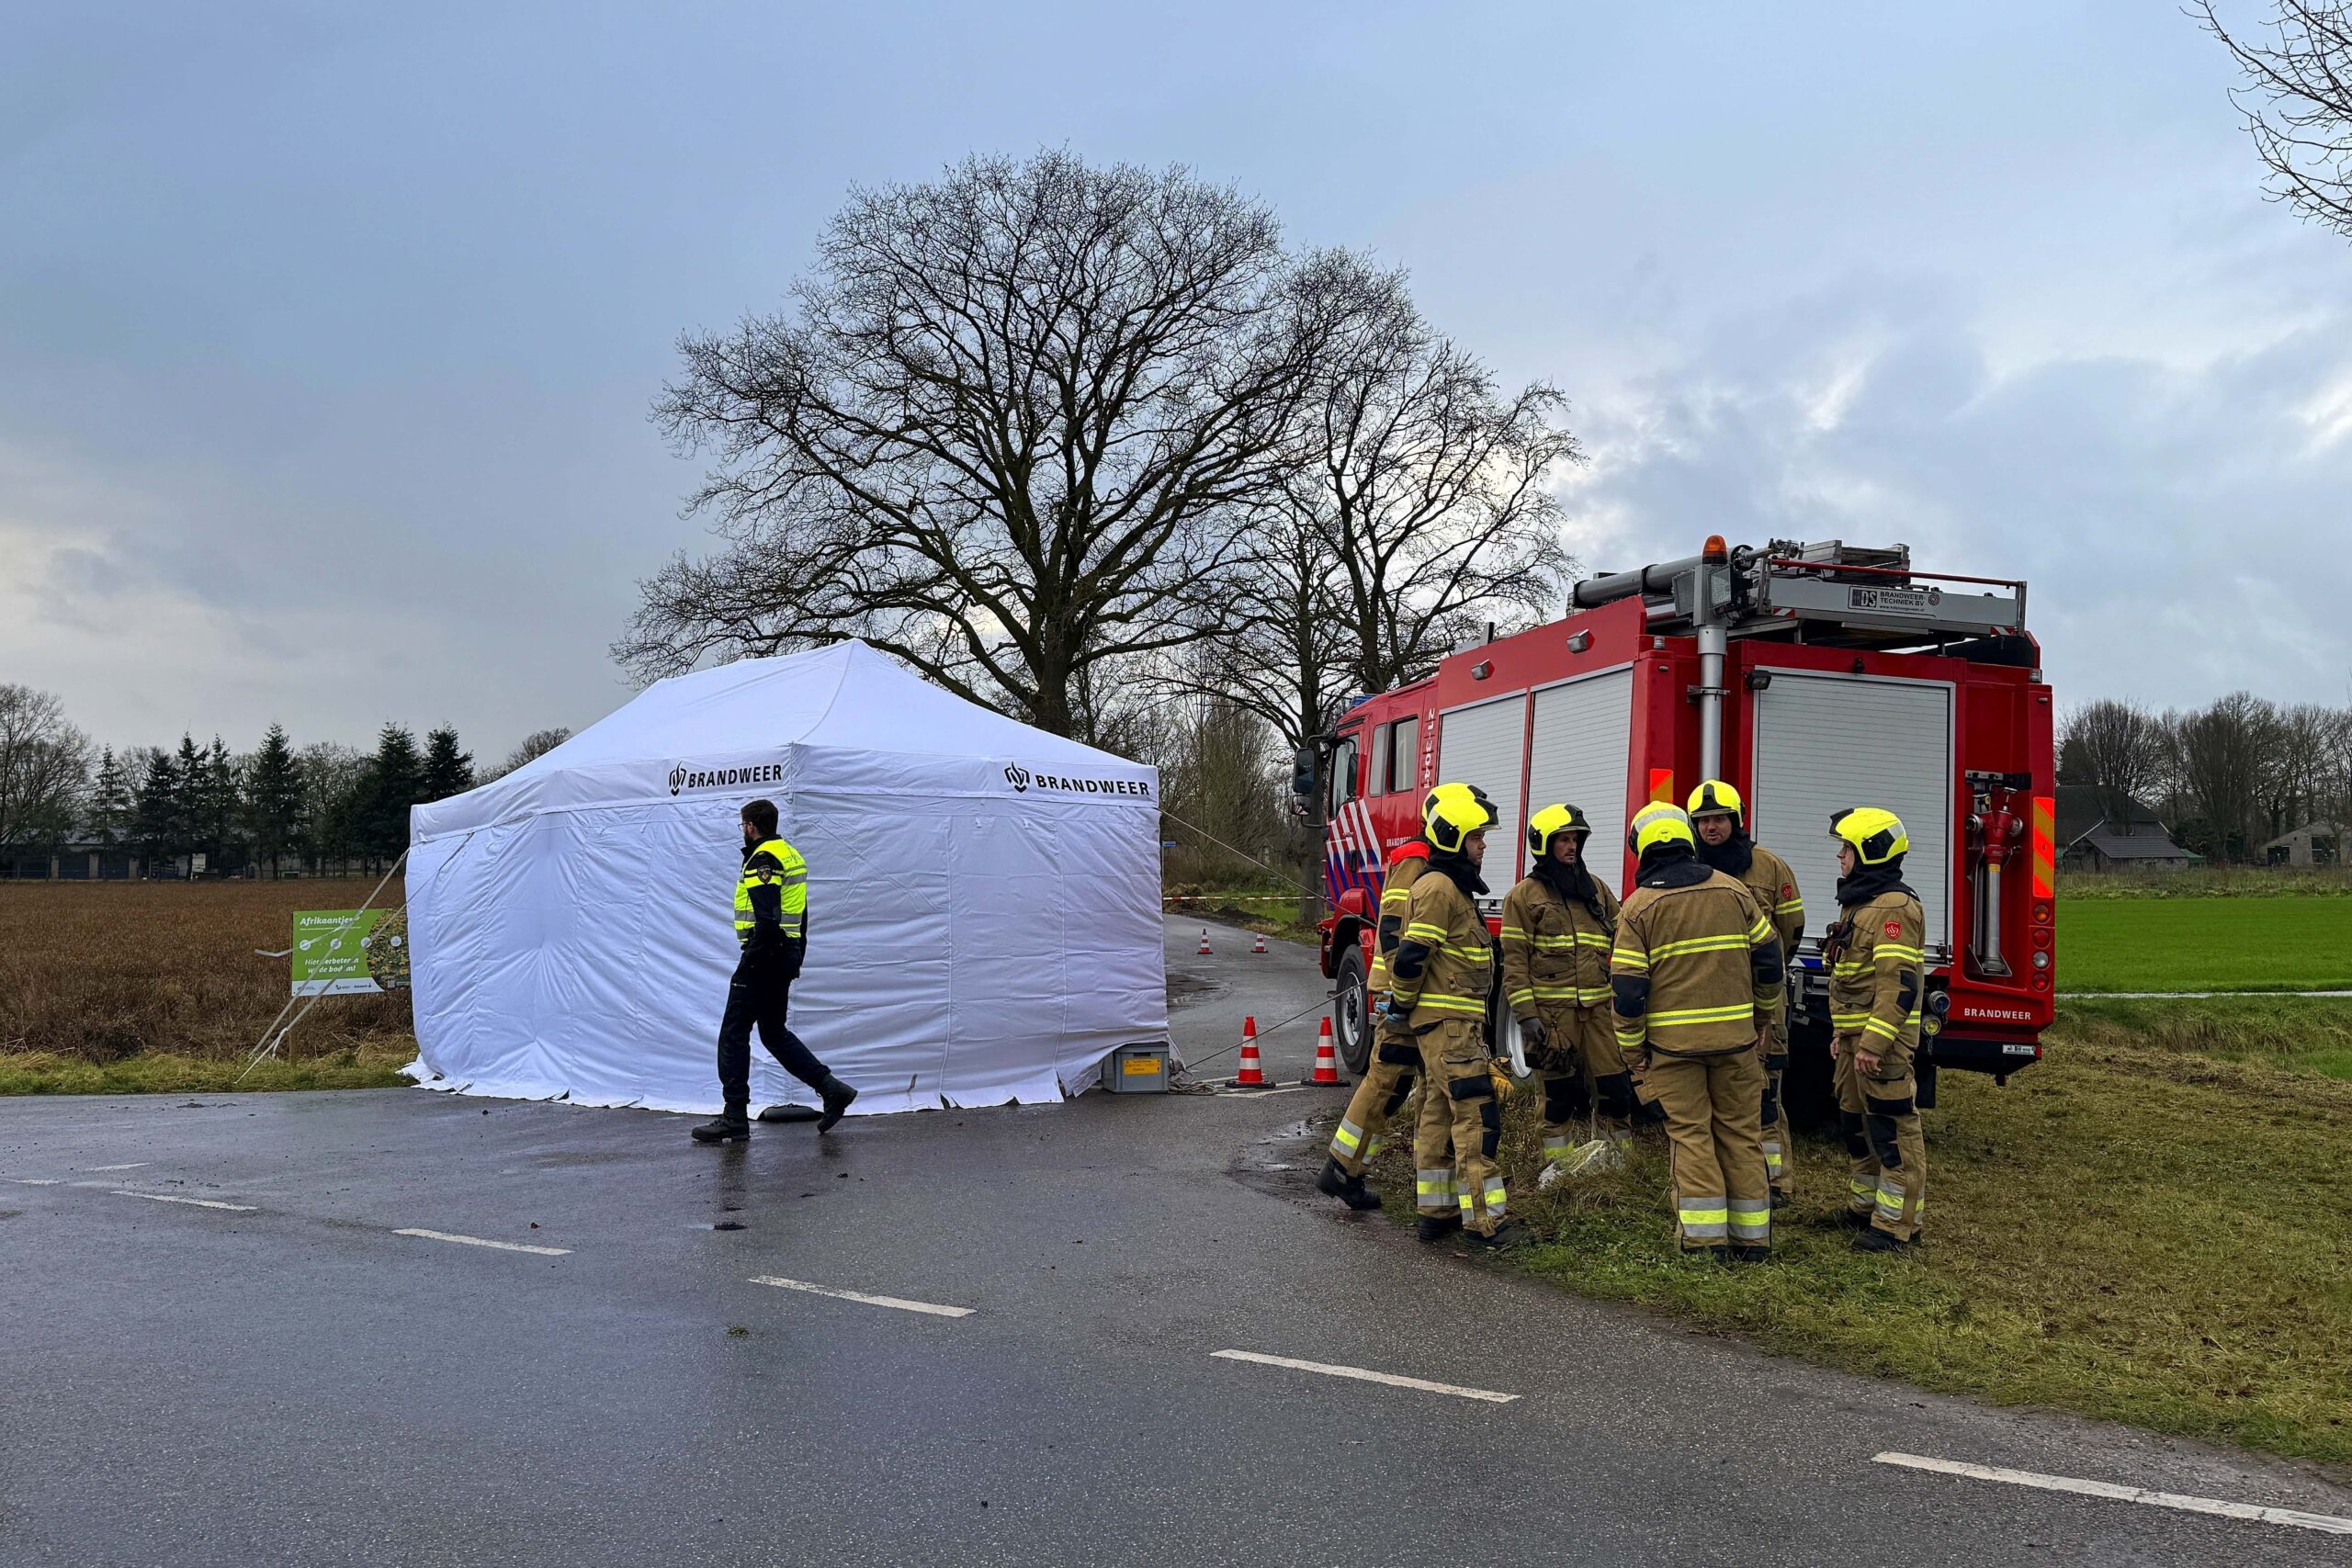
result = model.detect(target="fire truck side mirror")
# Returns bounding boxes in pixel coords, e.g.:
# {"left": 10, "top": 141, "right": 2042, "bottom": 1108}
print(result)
{"left": 1291, "top": 744, "right": 1319, "bottom": 800}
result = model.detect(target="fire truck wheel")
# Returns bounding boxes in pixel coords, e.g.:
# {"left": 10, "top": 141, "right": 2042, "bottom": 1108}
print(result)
{"left": 1333, "top": 947, "right": 1373, "bottom": 1076}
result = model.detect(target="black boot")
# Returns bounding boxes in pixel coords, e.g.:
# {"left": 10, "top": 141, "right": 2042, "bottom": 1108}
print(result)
{"left": 815, "top": 1076, "right": 858, "bottom": 1133}
{"left": 1465, "top": 1222, "right": 1532, "bottom": 1251}
{"left": 1729, "top": 1244, "right": 1773, "bottom": 1264}
{"left": 1416, "top": 1213, "right": 1463, "bottom": 1244}
{"left": 1852, "top": 1225, "right": 1913, "bottom": 1254}
{"left": 1833, "top": 1206, "right": 1873, "bottom": 1231}
{"left": 1316, "top": 1156, "right": 1382, "bottom": 1212}
{"left": 691, "top": 1107, "right": 751, "bottom": 1143}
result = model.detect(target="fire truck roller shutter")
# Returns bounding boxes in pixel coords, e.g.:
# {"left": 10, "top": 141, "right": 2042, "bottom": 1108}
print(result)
{"left": 1749, "top": 671, "right": 1955, "bottom": 954}
{"left": 1435, "top": 694, "right": 1529, "bottom": 886}
{"left": 1527, "top": 667, "right": 1635, "bottom": 885}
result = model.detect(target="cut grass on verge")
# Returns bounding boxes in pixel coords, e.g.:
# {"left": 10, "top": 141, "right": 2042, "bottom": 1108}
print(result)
{"left": 1371, "top": 996, "right": 2352, "bottom": 1468}
{"left": 0, "top": 1041, "right": 418, "bottom": 1095}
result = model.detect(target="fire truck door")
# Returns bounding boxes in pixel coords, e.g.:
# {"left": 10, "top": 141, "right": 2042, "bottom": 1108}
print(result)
{"left": 1748, "top": 671, "right": 1955, "bottom": 955}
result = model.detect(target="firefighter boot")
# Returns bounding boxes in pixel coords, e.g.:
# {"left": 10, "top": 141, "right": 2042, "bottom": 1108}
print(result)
{"left": 1317, "top": 1156, "right": 1383, "bottom": 1211}
{"left": 691, "top": 1105, "right": 752, "bottom": 1143}
{"left": 1417, "top": 1213, "right": 1463, "bottom": 1243}
{"left": 815, "top": 1075, "right": 858, "bottom": 1132}
{"left": 1465, "top": 1222, "right": 1532, "bottom": 1251}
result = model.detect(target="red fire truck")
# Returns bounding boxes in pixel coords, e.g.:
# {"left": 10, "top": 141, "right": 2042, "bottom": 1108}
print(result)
{"left": 1308, "top": 536, "right": 2055, "bottom": 1119}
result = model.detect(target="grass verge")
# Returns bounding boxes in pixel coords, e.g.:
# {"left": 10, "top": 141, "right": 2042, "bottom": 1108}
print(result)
{"left": 1371, "top": 998, "right": 2352, "bottom": 1468}
{"left": 2059, "top": 896, "right": 2352, "bottom": 992}
{"left": 0, "top": 1040, "right": 418, "bottom": 1095}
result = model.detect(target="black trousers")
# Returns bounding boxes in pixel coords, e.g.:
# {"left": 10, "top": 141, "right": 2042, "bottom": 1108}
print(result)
{"left": 715, "top": 961, "right": 830, "bottom": 1110}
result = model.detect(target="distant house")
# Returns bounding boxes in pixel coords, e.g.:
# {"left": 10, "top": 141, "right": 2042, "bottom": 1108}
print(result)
{"left": 0, "top": 841, "right": 146, "bottom": 880}
{"left": 2054, "top": 784, "right": 2200, "bottom": 873}
{"left": 2259, "top": 821, "right": 2342, "bottom": 867}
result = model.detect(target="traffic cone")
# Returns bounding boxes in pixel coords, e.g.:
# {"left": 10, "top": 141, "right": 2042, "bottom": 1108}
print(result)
{"left": 1229, "top": 1017, "right": 1266, "bottom": 1088}
{"left": 1250, "top": 931, "right": 1267, "bottom": 954}
{"left": 1307, "top": 1016, "right": 1342, "bottom": 1085}
{"left": 1198, "top": 928, "right": 1213, "bottom": 955}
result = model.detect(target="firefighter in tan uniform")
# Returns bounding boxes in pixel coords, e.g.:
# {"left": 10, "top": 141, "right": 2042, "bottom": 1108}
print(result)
{"left": 1825, "top": 807, "right": 1928, "bottom": 1252}
{"left": 1688, "top": 781, "right": 1804, "bottom": 1203}
{"left": 1318, "top": 837, "right": 1444, "bottom": 1212}
{"left": 1499, "top": 805, "right": 1630, "bottom": 1180}
{"left": 1387, "top": 784, "right": 1524, "bottom": 1248}
{"left": 1610, "top": 803, "right": 1784, "bottom": 1261}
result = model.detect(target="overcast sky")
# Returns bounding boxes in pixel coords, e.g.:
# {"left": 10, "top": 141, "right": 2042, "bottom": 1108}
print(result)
{"left": 6, "top": 2, "right": 2348, "bottom": 761}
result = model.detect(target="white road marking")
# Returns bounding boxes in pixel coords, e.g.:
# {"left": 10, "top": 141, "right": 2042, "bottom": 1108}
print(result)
{"left": 117, "top": 1191, "right": 255, "bottom": 1213}
{"left": 1872, "top": 1453, "right": 2352, "bottom": 1535}
{"left": 749, "top": 1276, "right": 974, "bottom": 1318}
{"left": 1211, "top": 1349, "right": 1519, "bottom": 1404}
{"left": 393, "top": 1227, "right": 570, "bottom": 1257}
{"left": 9, "top": 1179, "right": 61, "bottom": 1186}
{"left": 82, "top": 1163, "right": 148, "bottom": 1172}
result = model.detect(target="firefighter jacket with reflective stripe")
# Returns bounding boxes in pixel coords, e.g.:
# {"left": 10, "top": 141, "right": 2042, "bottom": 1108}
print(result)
{"left": 734, "top": 837, "right": 808, "bottom": 956}
{"left": 1828, "top": 889, "right": 1925, "bottom": 1063}
{"left": 1740, "top": 841, "right": 1805, "bottom": 957}
{"left": 1389, "top": 868, "right": 1494, "bottom": 1031}
{"left": 1499, "top": 874, "right": 1619, "bottom": 1019}
{"left": 1368, "top": 851, "right": 1430, "bottom": 998}
{"left": 1611, "top": 870, "right": 1782, "bottom": 1057}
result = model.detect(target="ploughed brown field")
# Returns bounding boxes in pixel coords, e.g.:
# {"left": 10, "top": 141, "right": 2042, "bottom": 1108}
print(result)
{"left": 0, "top": 879, "right": 415, "bottom": 1072}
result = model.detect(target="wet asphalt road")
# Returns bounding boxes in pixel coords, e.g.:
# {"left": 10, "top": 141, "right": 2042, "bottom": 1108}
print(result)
{"left": 4, "top": 917, "right": 2348, "bottom": 1567}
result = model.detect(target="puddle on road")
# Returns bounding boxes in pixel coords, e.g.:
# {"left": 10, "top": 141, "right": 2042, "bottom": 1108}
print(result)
{"left": 1227, "top": 1116, "right": 1334, "bottom": 1201}
{"left": 700, "top": 1221, "right": 748, "bottom": 1232}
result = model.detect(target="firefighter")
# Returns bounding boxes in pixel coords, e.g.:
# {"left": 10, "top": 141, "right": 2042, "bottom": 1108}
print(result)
{"left": 1387, "top": 783, "right": 1524, "bottom": 1247}
{"left": 1824, "top": 807, "right": 1928, "bottom": 1252}
{"left": 691, "top": 798, "right": 858, "bottom": 1143}
{"left": 1610, "top": 803, "right": 1783, "bottom": 1261}
{"left": 1688, "top": 780, "right": 1804, "bottom": 1204}
{"left": 1499, "top": 804, "right": 1629, "bottom": 1181}
{"left": 1317, "top": 836, "right": 1446, "bottom": 1211}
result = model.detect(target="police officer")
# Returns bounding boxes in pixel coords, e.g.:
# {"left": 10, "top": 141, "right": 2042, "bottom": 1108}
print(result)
{"left": 1317, "top": 836, "right": 1446, "bottom": 1211}
{"left": 1824, "top": 807, "right": 1928, "bottom": 1252}
{"left": 1610, "top": 803, "right": 1783, "bottom": 1261}
{"left": 1499, "top": 804, "right": 1629, "bottom": 1181}
{"left": 1688, "top": 781, "right": 1804, "bottom": 1203}
{"left": 1388, "top": 784, "right": 1523, "bottom": 1247}
{"left": 692, "top": 798, "right": 858, "bottom": 1143}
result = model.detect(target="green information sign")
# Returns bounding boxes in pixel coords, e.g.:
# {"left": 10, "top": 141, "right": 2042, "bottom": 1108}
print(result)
{"left": 290, "top": 909, "right": 411, "bottom": 997}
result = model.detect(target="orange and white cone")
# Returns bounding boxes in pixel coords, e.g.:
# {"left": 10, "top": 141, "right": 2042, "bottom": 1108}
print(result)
{"left": 1198, "top": 928, "right": 1213, "bottom": 955}
{"left": 1229, "top": 1016, "right": 1266, "bottom": 1088}
{"left": 1307, "top": 1016, "right": 1342, "bottom": 1085}
{"left": 1250, "top": 931, "right": 1267, "bottom": 954}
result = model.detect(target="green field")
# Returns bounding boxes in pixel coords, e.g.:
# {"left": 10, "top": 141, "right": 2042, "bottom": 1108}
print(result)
{"left": 2058, "top": 896, "right": 2352, "bottom": 993}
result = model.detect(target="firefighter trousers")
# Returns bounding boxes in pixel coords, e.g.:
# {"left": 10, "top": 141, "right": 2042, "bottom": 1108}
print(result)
{"left": 1329, "top": 1028, "right": 1439, "bottom": 1178}
{"left": 1644, "top": 1045, "right": 1770, "bottom": 1252}
{"left": 1414, "top": 1019, "right": 1507, "bottom": 1235}
{"left": 1761, "top": 998, "right": 1792, "bottom": 1198}
{"left": 1534, "top": 1003, "right": 1636, "bottom": 1159}
{"left": 1835, "top": 1042, "right": 1926, "bottom": 1241}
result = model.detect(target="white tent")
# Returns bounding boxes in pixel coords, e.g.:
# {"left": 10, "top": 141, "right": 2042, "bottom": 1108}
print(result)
{"left": 404, "top": 642, "right": 1167, "bottom": 1117}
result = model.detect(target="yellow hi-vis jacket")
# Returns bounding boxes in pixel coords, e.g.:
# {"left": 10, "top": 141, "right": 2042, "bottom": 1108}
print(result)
{"left": 1368, "top": 848, "right": 1430, "bottom": 1000}
{"left": 1611, "top": 866, "right": 1782, "bottom": 1057}
{"left": 1498, "top": 874, "right": 1619, "bottom": 1020}
{"left": 734, "top": 837, "right": 808, "bottom": 953}
{"left": 1828, "top": 889, "right": 1926, "bottom": 1068}
{"left": 1388, "top": 866, "right": 1494, "bottom": 1032}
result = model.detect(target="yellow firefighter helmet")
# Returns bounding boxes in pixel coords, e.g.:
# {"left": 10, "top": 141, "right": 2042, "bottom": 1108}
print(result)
{"left": 1421, "top": 783, "right": 1497, "bottom": 855}
{"left": 1830, "top": 806, "right": 1908, "bottom": 865}
{"left": 1686, "top": 779, "right": 1744, "bottom": 821}
{"left": 1525, "top": 802, "right": 1592, "bottom": 860}
{"left": 1627, "top": 801, "right": 1696, "bottom": 857}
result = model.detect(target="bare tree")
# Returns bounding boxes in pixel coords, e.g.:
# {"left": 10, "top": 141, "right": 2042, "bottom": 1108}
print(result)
{"left": 1179, "top": 254, "right": 1579, "bottom": 754}
{"left": 2199, "top": 1, "right": 2352, "bottom": 242}
{"left": 0, "top": 684, "right": 93, "bottom": 850}
{"left": 2059, "top": 698, "right": 2163, "bottom": 820}
{"left": 623, "top": 151, "right": 1327, "bottom": 741}
{"left": 2170, "top": 691, "right": 2282, "bottom": 860}
{"left": 482, "top": 727, "right": 572, "bottom": 784}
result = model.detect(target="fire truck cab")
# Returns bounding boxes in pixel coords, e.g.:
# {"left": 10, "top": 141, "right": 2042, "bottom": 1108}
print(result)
{"left": 1308, "top": 537, "right": 2056, "bottom": 1122}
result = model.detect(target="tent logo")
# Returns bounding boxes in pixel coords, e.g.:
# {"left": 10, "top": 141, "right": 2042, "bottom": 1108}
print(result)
{"left": 668, "top": 761, "right": 786, "bottom": 795}
{"left": 1004, "top": 764, "right": 1031, "bottom": 794}
{"left": 668, "top": 764, "right": 687, "bottom": 796}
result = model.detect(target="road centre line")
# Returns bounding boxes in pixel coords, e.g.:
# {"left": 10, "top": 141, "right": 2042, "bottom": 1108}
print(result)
{"left": 1211, "top": 1349, "right": 1519, "bottom": 1404}
{"left": 1872, "top": 1453, "right": 2352, "bottom": 1536}
{"left": 9, "top": 1179, "right": 61, "bottom": 1186}
{"left": 116, "top": 1191, "right": 256, "bottom": 1213}
{"left": 394, "top": 1227, "right": 571, "bottom": 1257}
{"left": 82, "top": 1162, "right": 148, "bottom": 1171}
{"left": 749, "top": 1276, "right": 974, "bottom": 1318}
